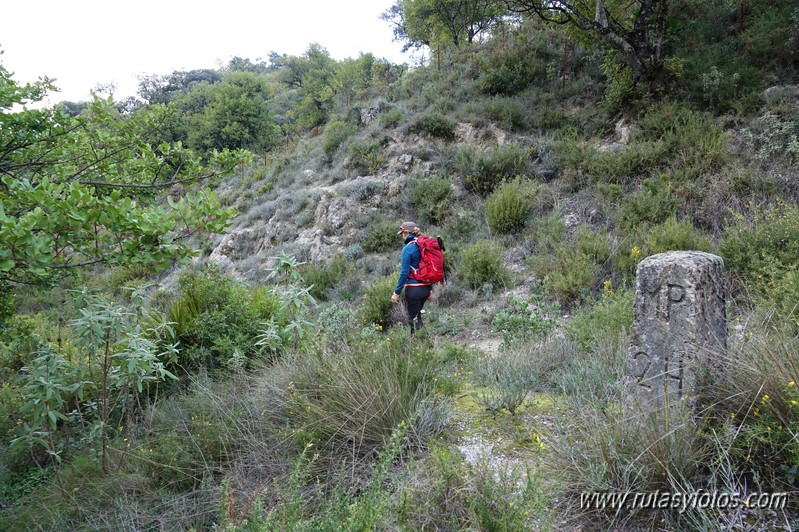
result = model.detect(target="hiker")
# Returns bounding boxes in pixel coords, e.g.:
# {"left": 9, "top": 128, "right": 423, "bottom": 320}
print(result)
{"left": 391, "top": 221, "right": 434, "bottom": 333}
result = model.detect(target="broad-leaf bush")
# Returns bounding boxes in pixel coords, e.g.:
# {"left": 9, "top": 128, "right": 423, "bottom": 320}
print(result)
{"left": 152, "top": 265, "right": 283, "bottom": 372}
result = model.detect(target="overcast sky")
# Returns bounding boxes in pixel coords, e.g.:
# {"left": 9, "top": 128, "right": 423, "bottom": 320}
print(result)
{"left": 2, "top": 0, "right": 416, "bottom": 105}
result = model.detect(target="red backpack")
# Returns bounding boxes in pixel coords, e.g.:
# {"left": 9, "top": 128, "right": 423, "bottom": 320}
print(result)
{"left": 410, "top": 235, "right": 446, "bottom": 285}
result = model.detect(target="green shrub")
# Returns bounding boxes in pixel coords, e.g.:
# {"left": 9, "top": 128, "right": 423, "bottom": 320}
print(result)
{"left": 0, "top": 314, "right": 49, "bottom": 378}
{"left": 477, "top": 31, "right": 555, "bottom": 96}
{"left": 415, "top": 112, "right": 456, "bottom": 139}
{"left": 636, "top": 102, "right": 729, "bottom": 178}
{"left": 473, "top": 346, "right": 540, "bottom": 415}
{"left": 299, "top": 255, "right": 352, "bottom": 301}
{"left": 603, "top": 175, "right": 681, "bottom": 230}
{"left": 456, "top": 144, "right": 531, "bottom": 196}
{"left": 530, "top": 226, "right": 612, "bottom": 305}
{"left": 758, "top": 265, "right": 799, "bottom": 332}
{"left": 485, "top": 178, "right": 532, "bottom": 234}
{"left": 155, "top": 266, "right": 282, "bottom": 372}
{"left": 742, "top": 111, "right": 799, "bottom": 166}
{"left": 380, "top": 108, "right": 404, "bottom": 128}
{"left": 550, "top": 397, "right": 708, "bottom": 519}
{"left": 491, "top": 288, "right": 560, "bottom": 345}
{"left": 480, "top": 64, "right": 528, "bottom": 96}
{"left": 348, "top": 141, "right": 384, "bottom": 175}
{"left": 362, "top": 221, "right": 401, "bottom": 253}
{"left": 459, "top": 240, "right": 511, "bottom": 290}
{"left": 719, "top": 201, "right": 799, "bottom": 289}
{"left": 556, "top": 104, "right": 727, "bottom": 188}
{"left": 444, "top": 211, "right": 481, "bottom": 242}
{"left": 322, "top": 121, "right": 357, "bottom": 159}
{"left": 566, "top": 285, "right": 634, "bottom": 351}
{"left": 642, "top": 216, "right": 713, "bottom": 256}
{"left": 359, "top": 275, "right": 398, "bottom": 328}
{"left": 470, "top": 96, "right": 529, "bottom": 131}
{"left": 409, "top": 176, "right": 452, "bottom": 225}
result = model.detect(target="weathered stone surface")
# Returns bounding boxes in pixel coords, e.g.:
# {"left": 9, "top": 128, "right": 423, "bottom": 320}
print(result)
{"left": 360, "top": 107, "right": 379, "bottom": 125}
{"left": 626, "top": 251, "right": 727, "bottom": 410}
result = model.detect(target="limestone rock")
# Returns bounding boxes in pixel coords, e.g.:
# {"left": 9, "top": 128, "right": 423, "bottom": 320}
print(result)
{"left": 360, "top": 107, "right": 379, "bottom": 125}
{"left": 626, "top": 251, "right": 727, "bottom": 410}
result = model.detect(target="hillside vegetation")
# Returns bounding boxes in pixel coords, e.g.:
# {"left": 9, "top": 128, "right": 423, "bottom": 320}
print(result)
{"left": 2, "top": 1, "right": 799, "bottom": 530}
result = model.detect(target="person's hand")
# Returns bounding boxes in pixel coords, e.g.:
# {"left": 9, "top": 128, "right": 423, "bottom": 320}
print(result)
{"left": 391, "top": 293, "right": 400, "bottom": 304}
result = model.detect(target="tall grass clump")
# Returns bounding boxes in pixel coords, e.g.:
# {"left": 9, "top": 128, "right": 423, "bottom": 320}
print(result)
{"left": 707, "top": 329, "right": 799, "bottom": 490}
{"left": 266, "top": 327, "right": 438, "bottom": 456}
{"left": 471, "top": 337, "right": 572, "bottom": 415}
{"left": 550, "top": 399, "right": 710, "bottom": 529}
{"left": 549, "top": 334, "right": 710, "bottom": 528}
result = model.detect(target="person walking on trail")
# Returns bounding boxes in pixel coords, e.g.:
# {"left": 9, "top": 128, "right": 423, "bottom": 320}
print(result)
{"left": 391, "top": 221, "right": 432, "bottom": 333}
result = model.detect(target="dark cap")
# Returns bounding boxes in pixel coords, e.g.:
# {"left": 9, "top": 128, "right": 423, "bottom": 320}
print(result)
{"left": 397, "top": 221, "right": 419, "bottom": 234}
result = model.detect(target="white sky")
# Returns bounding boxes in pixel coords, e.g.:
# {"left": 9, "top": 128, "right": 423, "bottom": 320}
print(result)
{"left": 2, "top": 0, "right": 416, "bottom": 105}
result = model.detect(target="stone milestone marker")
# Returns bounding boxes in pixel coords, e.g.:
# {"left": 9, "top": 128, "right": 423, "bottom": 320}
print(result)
{"left": 626, "top": 251, "right": 727, "bottom": 410}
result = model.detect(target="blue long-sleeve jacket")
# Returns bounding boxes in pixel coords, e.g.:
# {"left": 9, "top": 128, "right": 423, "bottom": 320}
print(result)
{"left": 394, "top": 235, "right": 421, "bottom": 294}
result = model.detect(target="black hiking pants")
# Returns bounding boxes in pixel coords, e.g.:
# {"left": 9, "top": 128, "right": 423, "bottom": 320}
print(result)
{"left": 405, "top": 284, "right": 432, "bottom": 333}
